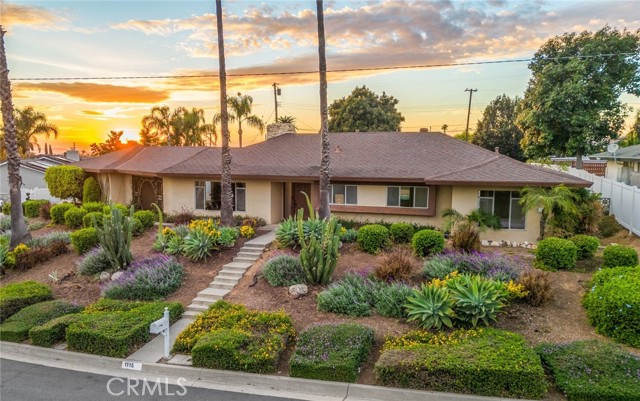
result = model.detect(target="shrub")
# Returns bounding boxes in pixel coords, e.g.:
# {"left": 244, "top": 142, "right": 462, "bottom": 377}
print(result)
{"left": 13, "top": 240, "right": 68, "bottom": 270}
{"left": 240, "top": 225, "right": 255, "bottom": 238}
{"left": 97, "top": 204, "right": 134, "bottom": 269}
{"left": 182, "top": 228, "right": 217, "bottom": 261}
{"left": 422, "top": 256, "right": 457, "bottom": 280}
{"left": 340, "top": 228, "right": 358, "bottom": 243}
{"left": 70, "top": 227, "right": 99, "bottom": 254}
{"left": 77, "top": 246, "right": 112, "bottom": 275}
{"left": 597, "top": 215, "right": 623, "bottom": 238}
{"left": 82, "top": 177, "right": 101, "bottom": 203}
{"left": 44, "top": 165, "right": 84, "bottom": 201}
{"left": 169, "top": 208, "right": 195, "bottom": 226}
{"left": 424, "top": 251, "right": 524, "bottom": 282}
{"left": 389, "top": 223, "right": 414, "bottom": 244}
{"left": 569, "top": 235, "right": 600, "bottom": 260}
{"left": 82, "top": 201, "right": 105, "bottom": 213}
{"left": 218, "top": 226, "right": 239, "bottom": 247}
{"left": 317, "top": 274, "right": 373, "bottom": 317}
{"left": 583, "top": 266, "right": 639, "bottom": 347}
{"left": 39, "top": 202, "right": 51, "bottom": 220}
{"left": 63, "top": 207, "right": 87, "bottom": 228}
{"left": 83, "top": 211, "right": 104, "bottom": 228}
{"left": 412, "top": 229, "right": 445, "bottom": 257}
{"left": 0, "top": 300, "right": 82, "bottom": 342}
{"left": 27, "top": 221, "right": 46, "bottom": 231}
{"left": 25, "top": 231, "right": 70, "bottom": 248}
{"left": 29, "top": 314, "right": 78, "bottom": 347}
{"left": 0, "top": 281, "right": 53, "bottom": 322}
{"left": 133, "top": 210, "right": 156, "bottom": 230}
{"left": 535, "top": 237, "right": 577, "bottom": 270}
{"left": 374, "top": 248, "right": 417, "bottom": 281}
{"left": 602, "top": 244, "right": 638, "bottom": 268}
{"left": 290, "top": 324, "right": 374, "bottom": 382}
{"left": 261, "top": 254, "right": 306, "bottom": 286}
{"left": 447, "top": 274, "right": 506, "bottom": 327}
{"left": 275, "top": 217, "right": 299, "bottom": 248}
{"left": 371, "top": 281, "right": 413, "bottom": 318}
{"left": 375, "top": 328, "right": 546, "bottom": 399}
{"left": 22, "top": 199, "right": 49, "bottom": 218}
{"left": 357, "top": 224, "right": 390, "bottom": 254}
{"left": 66, "top": 300, "right": 183, "bottom": 357}
{"left": 518, "top": 269, "right": 552, "bottom": 307}
{"left": 102, "top": 255, "right": 185, "bottom": 301}
{"left": 174, "top": 301, "right": 294, "bottom": 373}
{"left": 0, "top": 214, "right": 10, "bottom": 231}
{"left": 2, "top": 202, "right": 10, "bottom": 215}
{"left": 102, "top": 203, "right": 129, "bottom": 216}
{"left": 50, "top": 203, "right": 74, "bottom": 225}
{"left": 450, "top": 221, "right": 481, "bottom": 253}
{"left": 131, "top": 217, "right": 144, "bottom": 237}
{"left": 537, "top": 340, "right": 640, "bottom": 401}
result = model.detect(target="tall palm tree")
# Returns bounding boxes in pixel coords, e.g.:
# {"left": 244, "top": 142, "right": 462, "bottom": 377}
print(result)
{"left": 441, "top": 124, "right": 448, "bottom": 134}
{"left": 519, "top": 185, "right": 578, "bottom": 240}
{"left": 13, "top": 106, "right": 58, "bottom": 156}
{"left": 141, "top": 105, "right": 172, "bottom": 145}
{"left": 181, "top": 108, "right": 216, "bottom": 146}
{"left": 0, "top": 26, "right": 31, "bottom": 248}
{"left": 216, "top": 0, "right": 234, "bottom": 226}
{"left": 316, "top": 0, "right": 331, "bottom": 220}
{"left": 276, "top": 115, "right": 298, "bottom": 131}
{"left": 214, "top": 93, "right": 264, "bottom": 148}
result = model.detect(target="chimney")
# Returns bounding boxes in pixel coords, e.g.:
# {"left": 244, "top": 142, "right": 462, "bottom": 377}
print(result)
{"left": 419, "top": 128, "right": 429, "bottom": 133}
{"left": 334, "top": 145, "right": 342, "bottom": 154}
{"left": 64, "top": 149, "right": 80, "bottom": 161}
{"left": 265, "top": 122, "right": 296, "bottom": 140}
{"left": 494, "top": 147, "right": 500, "bottom": 154}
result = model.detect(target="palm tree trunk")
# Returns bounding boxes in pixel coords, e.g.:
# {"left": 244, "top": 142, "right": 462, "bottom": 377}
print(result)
{"left": 316, "top": 0, "right": 331, "bottom": 220}
{"left": 575, "top": 149, "right": 583, "bottom": 170}
{"left": 238, "top": 121, "right": 243, "bottom": 148}
{"left": 539, "top": 212, "right": 547, "bottom": 241}
{"left": 0, "top": 27, "right": 31, "bottom": 247}
{"left": 216, "top": 1, "right": 234, "bottom": 227}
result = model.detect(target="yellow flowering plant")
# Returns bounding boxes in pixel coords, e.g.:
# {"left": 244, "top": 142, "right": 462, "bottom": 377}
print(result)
{"left": 240, "top": 225, "right": 255, "bottom": 238}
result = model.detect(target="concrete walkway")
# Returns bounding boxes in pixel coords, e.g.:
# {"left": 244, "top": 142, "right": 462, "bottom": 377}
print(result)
{"left": 129, "top": 229, "right": 276, "bottom": 363}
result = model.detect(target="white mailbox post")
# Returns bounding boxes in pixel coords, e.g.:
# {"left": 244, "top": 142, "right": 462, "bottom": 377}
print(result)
{"left": 149, "top": 307, "right": 171, "bottom": 359}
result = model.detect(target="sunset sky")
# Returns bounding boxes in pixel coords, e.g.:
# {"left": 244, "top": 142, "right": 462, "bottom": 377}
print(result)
{"left": 2, "top": 0, "right": 639, "bottom": 153}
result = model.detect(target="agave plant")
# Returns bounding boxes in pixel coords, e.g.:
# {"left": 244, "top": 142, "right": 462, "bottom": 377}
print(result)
{"left": 165, "top": 235, "right": 184, "bottom": 256}
{"left": 275, "top": 217, "right": 299, "bottom": 248}
{"left": 447, "top": 274, "right": 507, "bottom": 327}
{"left": 405, "top": 284, "right": 456, "bottom": 329}
{"left": 181, "top": 228, "right": 217, "bottom": 261}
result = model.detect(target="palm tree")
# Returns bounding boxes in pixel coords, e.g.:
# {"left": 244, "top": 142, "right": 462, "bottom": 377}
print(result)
{"left": 216, "top": 0, "right": 234, "bottom": 226}
{"left": 141, "top": 106, "right": 172, "bottom": 145}
{"left": 214, "top": 93, "right": 264, "bottom": 148}
{"left": 441, "top": 124, "right": 448, "bottom": 134}
{"left": 276, "top": 115, "right": 298, "bottom": 131}
{"left": 519, "top": 185, "right": 578, "bottom": 240}
{"left": 316, "top": 0, "right": 331, "bottom": 220}
{"left": 0, "top": 26, "right": 31, "bottom": 248}
{"left": 13, "top": 106, "right": 58, "bottom": 156}
{"left": 182, "top": 108, "right": 216, "bottom": 146}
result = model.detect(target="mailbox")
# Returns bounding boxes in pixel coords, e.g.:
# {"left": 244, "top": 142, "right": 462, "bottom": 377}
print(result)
{"left": 149, "top": 317, "right": 168, "bottom": 334}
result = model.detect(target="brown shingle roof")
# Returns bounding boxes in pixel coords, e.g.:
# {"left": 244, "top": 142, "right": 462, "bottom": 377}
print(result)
{"left": 73, "top": 132, "right": 590, "bottom": 187}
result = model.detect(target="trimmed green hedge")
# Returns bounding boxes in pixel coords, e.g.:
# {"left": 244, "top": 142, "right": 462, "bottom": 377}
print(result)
{"left": 535, "top": 237, "right": 577, "bottom": 270}
{"left": 357, "top": 224, "right": 390, "bottom": 254}
{"left": 44, "top": 165, "right": 84, "bottom": 201}
{"left": 0, "top": 281, "right": 53, "bottom": 322}
{"left": 389, "top": 223, "right": 414, "bottom": 244}
{"left": 64, "top": 207, "right": 88, "bottom": 228}
{"left": 133, "top": 210, "right": 156, "bottom": 230}
{"left": 582, "top": 266, "right": 639, "bottom": 347}
{"left": 82, "top": 177, "right": 101, "bottom": 203}
{"left": 50, "top": 203, "right": 74, "bottom": 225}
{"left": 65, "top": 299, "right": 183, "bottom": 357}
{"left": 83, "top": 212, "right": 104, "bottom": 228}
{"left": 537, "top": 340, "right": 640, "bottom": 401}
{"left": 374, "top": 328, "right": 546, "bottom": 399}
{"left": 2, "top": 202, "right": 10, "bottom": 215}
{"left": 0, "top": 300, "right": 82, "bottom": 342}
{"left": 412, "top": 229, "right": 445, "bottom": 257}
{"left": 602, "top": 244, "right": 638, "bottom": 268}
{"left": 82, "top": 202, "right": 105, "bottom": 213}
{"left": 29, "top": 314, "right": 78, "bottom": 347}
{"left": 569, "top": 235, "right": 599, "bottom": 260}
{"left": 70, "top": 227, "right": 99, "bottom": 254}
{"left": 23, "top": 200, "right": 49, "bottom": 218}
{"left": 290, "top": 323, "right": 374, "bottom": 382}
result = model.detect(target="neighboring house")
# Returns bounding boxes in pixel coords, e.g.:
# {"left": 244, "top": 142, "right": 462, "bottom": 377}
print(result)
{"left": 590, "top": 144, "right": 640, "bottom": 188}
{"left": 0, "top": 155, "right": 72, "bottom": 201}
{"left": 550, "top": 156, "right": 607, "bottom": 177}
{"left": 74, "top": 131, "right": 590, "bottom": 243}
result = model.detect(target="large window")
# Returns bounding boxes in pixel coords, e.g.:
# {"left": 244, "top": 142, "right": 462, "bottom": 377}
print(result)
{"left": 331, "top": 184, "right": 357, "bottom": 205}
{"left": 386, "top": 186, "right": 429, "bottom": 208}
{"left": 195, "top": 181, "right": 246, "bottom": 212}
{"left": 478, "top": 190, "right": 524, "bottom": 229}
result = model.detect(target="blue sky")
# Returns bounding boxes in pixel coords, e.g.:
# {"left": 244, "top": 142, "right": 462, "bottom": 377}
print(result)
{"left": 2, "top": 0, "right": 639, "bottom": 151}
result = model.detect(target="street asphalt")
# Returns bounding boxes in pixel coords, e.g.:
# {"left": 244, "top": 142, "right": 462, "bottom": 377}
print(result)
{"left": 1, "top": 359, "right": 302, "bottom": 401}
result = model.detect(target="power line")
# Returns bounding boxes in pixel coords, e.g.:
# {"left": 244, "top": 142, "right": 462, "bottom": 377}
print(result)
{"left": 10, "top": 53, "right": 636, "bottom": 81}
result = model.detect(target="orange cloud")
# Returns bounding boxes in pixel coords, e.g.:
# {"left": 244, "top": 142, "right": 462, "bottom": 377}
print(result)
{"left": 0, "top": 3, "right": 62, "bottom": 29}
{"left": 15, "top": 82, "right": 170, "bottom": 103}
{"left": 81, "top": 110, "right": 103, "bottom": 115}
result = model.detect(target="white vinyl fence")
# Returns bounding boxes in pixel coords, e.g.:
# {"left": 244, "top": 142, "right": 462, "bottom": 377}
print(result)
{"left": 565, "top": 167, "right": 640, "bottom": 236}
{"left": 20, "top": 187, "right": 62, "bottom": 203}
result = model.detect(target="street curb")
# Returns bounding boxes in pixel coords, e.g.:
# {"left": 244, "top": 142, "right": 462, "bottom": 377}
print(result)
{"left": 1, "top": 341, "right": 534, "bottom": 401}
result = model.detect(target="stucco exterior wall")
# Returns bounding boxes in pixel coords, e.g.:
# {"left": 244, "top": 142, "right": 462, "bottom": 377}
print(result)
{"left": 270, "top": 182, "right": 284, "bottom": 223}
{"left": 451, "top": 186, "right": 539, "bottom": 243}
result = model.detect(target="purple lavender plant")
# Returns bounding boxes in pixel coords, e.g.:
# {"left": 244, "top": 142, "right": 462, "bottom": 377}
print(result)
{"left": 101, "top": 255, "right": 184, "bottom": 300}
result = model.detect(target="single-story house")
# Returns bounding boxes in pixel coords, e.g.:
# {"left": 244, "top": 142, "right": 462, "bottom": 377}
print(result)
{"left": 0, "top": 155, "right": 73, "bottom": 201}
{"left": 73, "top": 131, "right": 590, "bottom": 243}
{"left": 590, "top": 144, "right": 640, "bottom": 188}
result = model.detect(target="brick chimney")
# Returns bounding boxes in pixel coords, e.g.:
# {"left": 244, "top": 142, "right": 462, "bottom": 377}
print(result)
{"left": 266, "top": 123, "right": 296, "bottom": 140}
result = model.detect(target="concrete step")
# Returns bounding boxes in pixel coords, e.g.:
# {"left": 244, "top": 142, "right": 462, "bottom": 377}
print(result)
{"left": 216, "top": 271, "right": 243, "bottom": 280}
{"left": 209, "top": 282, "right": 236, "bottom": 290}
{"left": 236, "top": 252, "right": 261, "bottom": 259}
{"left": 197, "top": 287, "right": 230, "bottom": 298}
{"left": 186, "top": 303, "right": 208, "bottom": 313}
{"left": 242, "top": 243, "right": 265, "bottom": 250}
{"left": 222, "top": 266, "right": 248, "bottom": 275}
{"left": 212, "top": 276, "right": 239, "bottom": 286}
{"left": 182, "top": 311, "right": 199, "bottom": 319}
{"left": 223, "top": 261, "right": 253, "bottom": 270}
{"left": 192, "top": 297, "right": 220, "bottom": 306}
{"left": 233, "top": 257, "right": 258, "bottom": 263}
{"left": 239, "top": 248, "right": 263, "bottom": 255}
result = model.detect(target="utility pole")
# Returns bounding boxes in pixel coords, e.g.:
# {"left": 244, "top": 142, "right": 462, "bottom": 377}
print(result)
{"left": 464, "top": 88, "right": 477, "bottom": 142}
{"left": 272, "top": 82, "right": 281, "bottom": 122}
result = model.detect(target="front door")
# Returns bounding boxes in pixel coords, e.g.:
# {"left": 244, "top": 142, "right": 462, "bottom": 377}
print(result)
{"left": 291, "top": 183, "right": 311, "bottom": 219}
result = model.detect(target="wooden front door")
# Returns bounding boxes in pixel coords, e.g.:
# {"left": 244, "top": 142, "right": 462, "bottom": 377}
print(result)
{"left": 291, "top": 183, "right": 312, "bottom": 219}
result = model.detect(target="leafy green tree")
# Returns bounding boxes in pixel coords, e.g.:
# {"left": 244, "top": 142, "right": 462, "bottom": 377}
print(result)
{"left": 619, "top": 109, "right": 640, "bottom": 147}
{"left": 472, "top": 95, "right": 524, "bottom": 161}
{"left": 519, "top": 185, "right": 578, "bottom": 240}
{"left": 44, "top": 165, "right": 85, "bottom": 203}
{"left": 214, "top": 92, "right": 264, "bottom": 148}
{"left": 518, "top": 27, "right": 640, "bottom": 168}
{"left": 90, "top": 130, "right": 128, "bottom": 156}
{"left": 328, "top": 86, "right": 404, "bottom": 132}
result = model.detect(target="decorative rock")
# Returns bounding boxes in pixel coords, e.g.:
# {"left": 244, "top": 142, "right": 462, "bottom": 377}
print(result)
{"left": 289, "top": 284, "right": 308, "bottom": 299}
{"left": 111, "top": 271, "right": 124, "bottom": 281}
{"left": 491, "top": 242, "right": 500, "bottom": 247}
{"left": 99, "top": 271, "right": 110, "bottom": 281}
{"left": 481, "top": 240, "right": 490, "bottom": 246}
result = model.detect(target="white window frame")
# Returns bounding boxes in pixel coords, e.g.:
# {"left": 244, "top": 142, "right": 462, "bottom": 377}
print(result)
{"left": 330, "top": 184, "right": 358, "bottom": 205}
{"left": 386, "top": 186, "right": 429, "bottom": 208}
{"left": 478, "top": 190, "right": 525, "bottom": 230}
{"left": 194, "top": 181, "right": 246, "bottom": 212}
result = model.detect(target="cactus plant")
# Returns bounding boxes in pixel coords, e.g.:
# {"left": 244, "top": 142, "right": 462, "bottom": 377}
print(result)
{"left": 95, "top": 203, "right": 133, "bottom": 270}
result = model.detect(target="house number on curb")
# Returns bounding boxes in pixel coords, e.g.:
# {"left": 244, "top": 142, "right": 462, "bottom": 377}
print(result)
{"left": 121, "top": 361, "right": 142, "bottom": 371}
